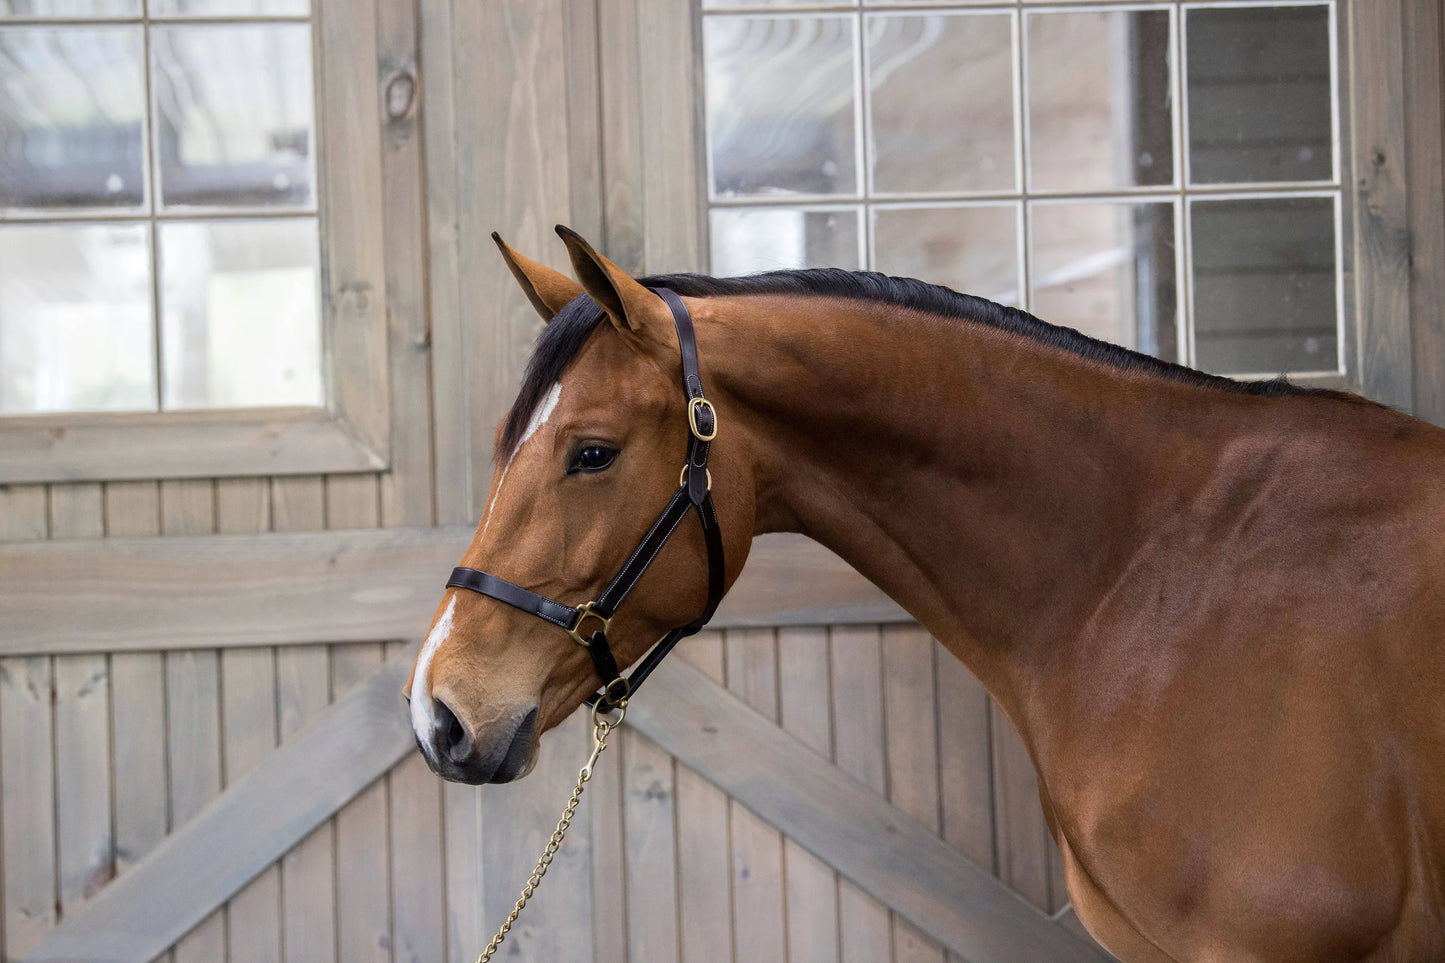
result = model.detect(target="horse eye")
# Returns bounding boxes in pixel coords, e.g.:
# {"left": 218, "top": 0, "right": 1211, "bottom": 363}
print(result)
{"left": 569, "top": 445, "right": 618, "bottom": 474}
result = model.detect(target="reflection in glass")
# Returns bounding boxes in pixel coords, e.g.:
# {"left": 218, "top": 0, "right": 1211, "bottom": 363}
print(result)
{"left": 1028, "top": 9, "right": 1173, "bottom": 192}
{"left": 710, "top": 206, "right": 861, "bottom": 275}
{"left": 0, "top": 223, "right": 155, "bottom": 414}
{"left": 868, "top": 13, "right": 1014, "bottom": 195}
{"left": 160, "top": 218, "right": 322, "bottom": 410}
{"left": 1191, "top": 197, "right": 1337, "bottom": 375}
{"left": 1030, "top": 201, "right": 1177, "bottom": 360}
{"left": 151, "top": 0, "right": 308, "bottom": 14}
{"left": 1187, "top": 5, "right": 1333, "bottom": 184}
{"left": 872, "top": 204, "right": 1019, "bottom": 306}
{"left": 0, "top": 27, "right": 146, "bottom": 212}
{"left": 704, "top": 16, "right": 859, "bottom": 198}
{"left": 152, "top": 24, "right": 315, "bottom": 209}
{"left": 0, "top": 1, "right": 140, "bottom": 15}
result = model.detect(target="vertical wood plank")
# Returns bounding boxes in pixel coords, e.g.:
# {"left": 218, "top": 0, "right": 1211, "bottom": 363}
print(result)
{"left": 1405, "top": 0, "right": 1445, "bottom": 427}
{"left": 50, "top": 484, "right": 113, "bottom": 927}
{"left": 990, "top": 703, "right": 1052, "bottom": 910}
{"left": 674, "top": 630, "right": 731, "bottom": 963}
{"left": 637, "top": 0, "right": 705, "bottom": 272}
{"left": 599, "top": 0, "right": 645, "bottom": 270}
{"left": 104, "top": 481, "right": 168, "bottom": 963}
{"left": 0, "top": 487, "right": 50, "bottom": 958}
{"left": 332, "top": 643, "right": 392, "bottom": 963}
{"left": 724, "top": 628, "right": 786, "bottom": 962}
{"left": 160, "top": 480, "right": 225, "bottom": 962}
{"left": 216, "top": 479, "right": 271, "bottom": 535}
{"left": 443, "top": 782, "right": 486, "bottom": 963}
{"left": 1351, "top": 0, "right": 1413, "bottom": 410}
{"left": 271, "top": 475, "right": 337, "bottom": 963}
{"left": 828, "top": 625, "right": 891, "bottom": 963}
{"left": 935, "top": 641, "right": 995, "bottom": 872}
{"left": 882, "top": 626, "right": 945, "bottom": 963}
{"left": 779, "top": 626, "right": 840, "bottom": 963}
{"left": 419, "top": 0, "right": 469, "bottom": 526}
{"left": 1, "top": 653, "right": 55, "bottom": 960}
{"left": 623, "top": 730, "right": 679, "bottom": 963}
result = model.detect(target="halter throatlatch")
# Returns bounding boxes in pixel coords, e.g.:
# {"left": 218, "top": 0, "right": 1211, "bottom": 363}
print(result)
{"left": 446, "top": 288, "right": 726, "bottom": 711}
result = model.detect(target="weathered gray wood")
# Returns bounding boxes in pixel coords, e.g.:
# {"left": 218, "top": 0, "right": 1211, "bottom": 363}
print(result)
{"left": 672, "top": 631, "right": 731, "bottom": 963}
{"left": 0, "top": 530, "right": 908, "bottom": 655}
{"left": 332, "top": 643, "right": 391, "bottom": 963}
{"left": 2, "top": 655, "right": 56, "bottom": 960}
{"left": 778, "top": 626, "right": 840, "bottom": 963}
{"left": 22, "top": 649, "right": 418, "bottom": 963}
{"left": 1351, "top": 0, "right": 1414, "bottom": 411}
{"left": 637, "top": 0, "right": 706, "bottom": 272}
{"left": 0, "top": 409, "right": 387, "bottom": 484}
{"left": 633, "top": 657, "right": 1110, "bottom": 963}
{"left": 1404, "top": 0, "right": 1445, "bottom": 428}
{"left": 883, "top": 625, "right": 947, "bottom": 963}
{"left": 725, "top": 628, "right": 786, "bottom": 962}
{"left": 623, "top": 730, "right": 680, "bottom": 963}
{"left": 991, "top": 704, "right": 1052, "bottom": 912}
{"left": 830, "top": 625, "right": 892, "bottom": 963}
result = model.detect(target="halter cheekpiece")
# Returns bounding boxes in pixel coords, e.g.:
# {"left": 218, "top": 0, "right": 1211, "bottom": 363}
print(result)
{"left": 446, "top": 288, "right": 726, "bottom": 711}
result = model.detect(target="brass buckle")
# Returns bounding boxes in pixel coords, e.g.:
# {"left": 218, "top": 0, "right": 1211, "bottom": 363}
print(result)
{"left": 679, "top": 464, "right": 713, "bottom": 490}
{"left": 568, "top": 601, "right": 612, "bottom": 648}
{"left": 688, "top": 397, "right": 718, "bottom": 442}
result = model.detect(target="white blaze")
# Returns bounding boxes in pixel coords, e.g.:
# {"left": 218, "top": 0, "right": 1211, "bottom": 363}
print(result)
{"left": 480, "top": 382, "right": 562, "bottom": 540}
{"left": 411, "top": 594, "right": 457, "bottom": 751}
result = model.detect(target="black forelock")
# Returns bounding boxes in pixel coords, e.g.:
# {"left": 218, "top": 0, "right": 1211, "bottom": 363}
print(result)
{"left": 497, "top": 268, "right": 1364, "bottom": 459}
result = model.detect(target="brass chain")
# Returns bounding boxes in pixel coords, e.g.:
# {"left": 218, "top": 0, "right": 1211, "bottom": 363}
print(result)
{"left": 475, "top": 700, "right": 626, "bottom": 963}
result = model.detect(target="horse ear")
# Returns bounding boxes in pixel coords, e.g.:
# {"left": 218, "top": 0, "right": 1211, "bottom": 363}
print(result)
{"left": 555, "top": 224, "right": 667, "bottom": 341}
{"left": 493, "top": 232, "right": 583, "bottom": 323}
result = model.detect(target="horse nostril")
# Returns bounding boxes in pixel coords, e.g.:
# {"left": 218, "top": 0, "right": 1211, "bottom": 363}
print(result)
{"left": 432, "top": 697, "right": 473, "bottom": 763}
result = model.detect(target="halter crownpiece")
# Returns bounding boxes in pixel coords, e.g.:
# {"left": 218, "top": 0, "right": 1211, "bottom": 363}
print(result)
{"left": 446, "top": 287, "right": 726, "bottom": 711}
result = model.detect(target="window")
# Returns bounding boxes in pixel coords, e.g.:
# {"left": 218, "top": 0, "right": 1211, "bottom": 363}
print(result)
{"left": 701, "top": 1, "right": 1346, "bottom": 381}
{"left": 0, "top": 0, "right": 388, "bottom": 482}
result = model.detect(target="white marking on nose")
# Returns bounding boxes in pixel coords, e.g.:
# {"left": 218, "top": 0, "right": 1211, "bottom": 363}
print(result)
{"left": 411, "top": 594, "right": 457, "bottom": 753}
{"left": 480, "top": 382, "right": 562, "bottom": 541}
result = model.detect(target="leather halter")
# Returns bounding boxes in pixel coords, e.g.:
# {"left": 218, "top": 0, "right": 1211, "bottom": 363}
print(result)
{"left": 446, "top": 288, "right": 726, "bottom": 711}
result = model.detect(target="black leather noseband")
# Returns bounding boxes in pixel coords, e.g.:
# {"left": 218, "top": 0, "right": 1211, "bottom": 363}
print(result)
{"left": 446, "top": 288, "right": 725, "bottom": 711}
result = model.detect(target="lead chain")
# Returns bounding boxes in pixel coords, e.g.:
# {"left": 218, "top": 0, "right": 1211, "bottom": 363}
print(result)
{"left": 475, "top": 701, "right": 626, "bottom": 963}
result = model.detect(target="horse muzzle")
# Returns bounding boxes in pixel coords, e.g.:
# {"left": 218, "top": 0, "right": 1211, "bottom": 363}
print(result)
{"left": 419, "top": 699, "right": 538, "bottom": 785}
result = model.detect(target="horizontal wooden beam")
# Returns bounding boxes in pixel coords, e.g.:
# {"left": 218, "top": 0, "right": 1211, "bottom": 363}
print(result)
{"left": 0, "top": 527, "right": 908, "bottom": 656}
{"left": 22, "top": 648, "right": 420, "bottom": 963}
{"left": 23, "top": 646, "right": 1104, "bottom": 963}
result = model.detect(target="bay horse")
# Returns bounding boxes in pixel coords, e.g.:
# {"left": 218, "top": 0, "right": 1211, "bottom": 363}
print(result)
{"left": 406, "top": 226, "right": 1445, "bottom": 961}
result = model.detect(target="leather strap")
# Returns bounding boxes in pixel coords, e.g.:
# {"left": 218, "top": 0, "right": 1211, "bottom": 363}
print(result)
{"left": 444, "top": 287, "right": 725, "bottom": 711}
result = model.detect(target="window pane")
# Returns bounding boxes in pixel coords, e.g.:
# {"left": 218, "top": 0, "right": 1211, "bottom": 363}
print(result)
{"left": 1030, "top": 201, "right": 1178, "bottom": 360}
{"left": 1191, "top": 197, "right": 1337, "bottom": 375}
{"left": 0, "top": 27, "right": 146, "bottom": 212}
{"left": 152, "top": 24, "right": 315, "bottom": 209}
{"left": 867, "top": 12, "right": 1014, "bottom": 195}
{"left": 1028, "top": 9, "right": 1173, "bottom": 192}
{"left": 710, "top": 206, "right": 861, "bottom": 275}
{"left": 0, "top": 1, "right": 140, "bottom": 16}
{"left": 704, "top": 16, "right": 859, "bottom": 198}
{"left": 872, "top": 204, "right": 1020, "bottom": 306}
{"left": 159, "top": 218, "right": 321, "bottom": 410}
{"left": 1187, "top": 5, "right": 1333, "bottom": 184}
{"left": 151, "top": 0, "right": 308, "bottom": 15}
{"left": 0, "top": 222, "right": 155, "bottom": 414}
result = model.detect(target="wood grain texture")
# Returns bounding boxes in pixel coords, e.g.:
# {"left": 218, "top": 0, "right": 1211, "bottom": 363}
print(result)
{"left": 0, "top": 531, "right": 908, "bottom": 655}
{"left": 883, "top": 625, "right": 946, "bottom": 963}
{"left": 598, "top": 0, "right": 644, "bottom": 271}
{"left": 1405, "top": 0, "right": 1445, "bottom": 428}
{"left": 2, "top": 655, "right": 56, "bottom": 960}
{"left": 443, "top": 781, "right": 488, "bottom": 963}
{"left": 829, "top": 626, "right": 891, "bottom": 963}
{"left": 1350, "top": 0, "right": 1414, "bottom": 410}
{"left": 778, "top": 626, "right": 840, "bottom": 963}
{"left": 623, "top": 731, "right": 680, "bottom": 963}
{"left": 637, "top": 0, "right": 705, "bottom": 272}
{"left": 673, "top": 631, "right": 730, "bottom": 963}
{"left": 24, "top": 649, "right": 418, "bottom": 963}
{"left": 631, "top": 657, "right": 1109, "bottom": 963}
{"left": 990, "top": 703, "right": 1052, "bottom": 912}
{"left": 332, "top": 644, "right": 392, "bottom": 963}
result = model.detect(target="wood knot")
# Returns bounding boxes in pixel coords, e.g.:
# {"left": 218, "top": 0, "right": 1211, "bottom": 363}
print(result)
{"left": 385, "top": 71, "right": 417, "bottom": 121}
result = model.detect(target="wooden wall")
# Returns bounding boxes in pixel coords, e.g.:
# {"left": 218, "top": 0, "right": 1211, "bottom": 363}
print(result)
{"left": 2, "top": 0, "right": 1442, "bottom": 961}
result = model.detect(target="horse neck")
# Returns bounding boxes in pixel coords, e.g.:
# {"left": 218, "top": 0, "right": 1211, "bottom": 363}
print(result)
{"left": 699, "top": 293, "right": 1261, "bottom": 719}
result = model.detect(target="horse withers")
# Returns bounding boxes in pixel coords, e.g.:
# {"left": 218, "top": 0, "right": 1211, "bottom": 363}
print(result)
{"left": 407, "top": 226, "right": 1445, "bottom": 962}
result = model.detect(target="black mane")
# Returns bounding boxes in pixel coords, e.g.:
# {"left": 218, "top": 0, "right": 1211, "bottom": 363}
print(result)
{"left": 498, "top": 268, "right": 1355, "bottom": 459}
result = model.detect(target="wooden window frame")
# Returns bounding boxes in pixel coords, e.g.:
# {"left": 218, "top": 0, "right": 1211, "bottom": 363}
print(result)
{"left": 0, "top": 1, "right": 389, "bottom": 483}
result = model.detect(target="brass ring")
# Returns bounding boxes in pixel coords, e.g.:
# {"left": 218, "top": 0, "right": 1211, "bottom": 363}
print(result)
{"left": 568, "top": 601, "right": 612, "bottom": 648}
{"left": 679, "top": 465, "right": 713, "bottom": 490}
